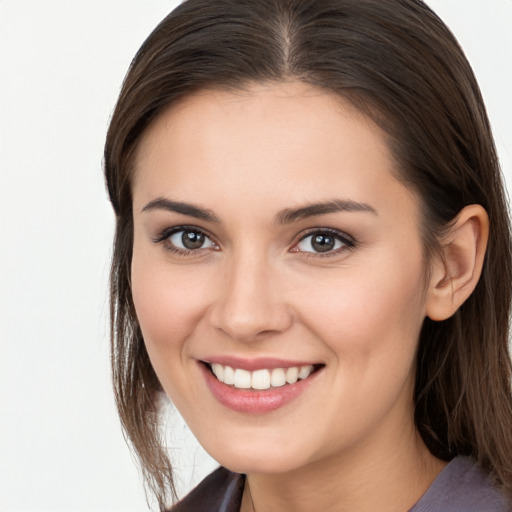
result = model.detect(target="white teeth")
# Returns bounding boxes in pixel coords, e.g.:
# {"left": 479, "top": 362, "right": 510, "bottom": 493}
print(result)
{"left": 252, "top": 369, "right": 271, "bottom": 390}
{"left": 299, "top": 365, "right": 314, "bottom": 380}
{"left": 211, "top": 363, "right": 224, "bottom": 381}
{"left": 285, "top": 366, "right": 299, "bottom": 384}
{"left": 223, "top": 365, "right": 235, "bottom": 385}
{"left": 271, "top": 368, "right": 287, "bottom": 387}
{"left": 210, "top": 363, "right": 318, "bottom": 389}
{"left": 233, "top": 368, "right": 252, "bottom": 389}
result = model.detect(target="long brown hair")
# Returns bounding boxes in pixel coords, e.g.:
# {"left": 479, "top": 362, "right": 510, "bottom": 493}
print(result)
{"left": 104, "top": 0, "right": 512, "bottom": 508}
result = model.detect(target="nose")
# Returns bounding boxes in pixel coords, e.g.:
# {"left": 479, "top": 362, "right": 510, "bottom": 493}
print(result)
{"left": 209, "top": 251, "right": 293, "bottom": 342}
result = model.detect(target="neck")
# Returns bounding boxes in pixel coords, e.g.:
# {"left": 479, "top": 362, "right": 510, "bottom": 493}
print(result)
{"left": 241, "top": 428, "right": 445, "bottom": 512}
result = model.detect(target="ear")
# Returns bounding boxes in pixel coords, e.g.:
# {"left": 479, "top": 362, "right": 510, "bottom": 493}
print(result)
{"left": 426, "top": 204, "right": 489, "bottom": 321}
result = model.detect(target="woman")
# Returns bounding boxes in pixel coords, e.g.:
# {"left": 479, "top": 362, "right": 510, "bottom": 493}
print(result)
{"left": 104, "top": 0, "right": 512, "bottom": 510}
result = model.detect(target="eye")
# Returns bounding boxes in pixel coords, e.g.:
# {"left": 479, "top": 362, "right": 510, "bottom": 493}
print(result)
{"left": 170, "top": 229, "right": 214, "bottom": 250}
{"left": 293, "top": 230, "right": 353, "bottom": 254}
{"left": 156, "top": 227, "right": 217, "bottom": 253}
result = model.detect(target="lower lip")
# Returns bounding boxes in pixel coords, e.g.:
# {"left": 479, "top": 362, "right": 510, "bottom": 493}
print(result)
{"left": 200, "top": 363, "right": 321, "bottom": 414}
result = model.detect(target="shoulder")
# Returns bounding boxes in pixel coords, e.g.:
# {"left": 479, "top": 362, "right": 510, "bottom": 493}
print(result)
{"left": 410, "top": 456, "right": 510, "bottom": 512}
{"left": 168, "top": 466, "right": 245, "bottom": 512}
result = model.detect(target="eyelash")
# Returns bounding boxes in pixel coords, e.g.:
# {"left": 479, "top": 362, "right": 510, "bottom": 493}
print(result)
{"left": 152, "top": 225, "right": 219, "bottom": 257}
{"left": 292, "top": 228, "right": 356, "bottom": 258}
{"left": 153, "top": 226, "right": 356, "bottom": 258}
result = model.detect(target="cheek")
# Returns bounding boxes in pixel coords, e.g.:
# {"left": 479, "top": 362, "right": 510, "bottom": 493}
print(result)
{"left": 130, "top": 255, "right": 216, "bottom": 418}
{"left": 294, "top": 255, "right": 427, "bottom": 364}
{"left": 292, "top": 261, "right": 426, "bottom": 442}
{"left": 131, "top": 247, "right": 209, "bottom": 365}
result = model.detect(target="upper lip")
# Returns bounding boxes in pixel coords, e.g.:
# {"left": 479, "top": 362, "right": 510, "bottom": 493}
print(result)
{"left": 201, "top": 356, "right": 323, "bottom": 371}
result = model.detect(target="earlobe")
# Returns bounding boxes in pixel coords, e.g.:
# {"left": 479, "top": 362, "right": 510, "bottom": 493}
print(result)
{"left": 426, "top": 204, "right": 489, "bottom": 321}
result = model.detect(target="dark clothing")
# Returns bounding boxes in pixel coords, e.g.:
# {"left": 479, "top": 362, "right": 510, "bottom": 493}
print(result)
{"left": 169, "top": 456, "right": 510, "bottom": 511}
{"left": 170, "top": 466, "right": 243, "bottom": 512}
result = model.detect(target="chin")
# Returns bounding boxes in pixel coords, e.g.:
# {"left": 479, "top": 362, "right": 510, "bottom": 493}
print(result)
{"left": 215, "top": 452, "right": 305, "bottom": 475}
{"left": 198, "top": 431, "right": 314, "bottom": 475}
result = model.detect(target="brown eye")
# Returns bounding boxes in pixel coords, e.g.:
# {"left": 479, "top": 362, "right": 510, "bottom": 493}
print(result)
{"left": 295, "top": 230, "right": 352, "bottom": 254}
{"left": 167, "top": 229, "right": 216, "bottom": 251}
{"left": 182, "top": 230, "right": 205, "bottom": 249}
{"left": 311, "top": 233, "right": 336, "bottom": 252}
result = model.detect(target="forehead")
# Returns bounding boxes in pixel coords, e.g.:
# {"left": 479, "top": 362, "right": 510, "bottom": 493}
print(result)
{"left": 132, "top": 81, "right": 418, "bottom": 224}
{"left": 134, "top": 82, "right": 381, "bottom": 177}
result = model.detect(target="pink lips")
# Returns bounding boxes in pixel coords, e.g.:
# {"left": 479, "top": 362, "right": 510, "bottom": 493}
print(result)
{"left": 199, "top": 358, "right": 322, "bottom": 414}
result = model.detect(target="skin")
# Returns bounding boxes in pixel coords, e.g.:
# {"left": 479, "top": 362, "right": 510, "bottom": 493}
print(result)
{"left": 130, "top": 82, "right": 487, "bottom": 511}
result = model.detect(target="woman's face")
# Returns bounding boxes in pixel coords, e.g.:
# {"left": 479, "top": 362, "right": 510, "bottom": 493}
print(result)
{"left": 131, "top": 82, "right": 433, "bottom": 475}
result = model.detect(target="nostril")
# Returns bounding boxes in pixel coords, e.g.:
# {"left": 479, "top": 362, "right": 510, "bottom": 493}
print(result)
{"left": 209, "top": 305, "right": 295, "bottom": 342}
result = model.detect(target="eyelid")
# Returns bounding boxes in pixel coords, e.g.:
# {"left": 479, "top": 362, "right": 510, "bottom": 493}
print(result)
{"left": 151, "top": 225, "right": 355, "bottom": 257}
{"left": 152, "top": 224, "right": 212, "bottom": 242}
{"left": 152, "top": 225, "right": 219, "bottom": 254}
{"left": 290, "top": 228, "right": 356, "bottom": 255}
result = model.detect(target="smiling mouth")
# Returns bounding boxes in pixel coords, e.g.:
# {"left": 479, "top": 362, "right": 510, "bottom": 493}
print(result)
{"left": 204, "top": 362, "right": 324, "bottom": 391}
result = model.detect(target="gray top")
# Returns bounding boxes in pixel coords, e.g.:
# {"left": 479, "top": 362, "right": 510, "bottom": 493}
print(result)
{"left": 170, "top": 456, "right": 510, "bottom": 511}
{"left": 409, "top": 456, "right": 509, "bottom": 512}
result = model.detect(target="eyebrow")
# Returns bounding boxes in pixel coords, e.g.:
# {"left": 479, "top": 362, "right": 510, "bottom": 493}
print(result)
{"left": 141, "top": 197, "right": 377, "bottom": 224}
{"left": 275, "top": 199, "right": 377, "bottom": 224}
{"left": 141, "top": 198, "right": 220, "bottom": 223}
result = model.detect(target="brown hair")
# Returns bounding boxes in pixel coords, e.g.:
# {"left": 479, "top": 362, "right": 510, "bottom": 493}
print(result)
{"left": 104, "top": 0, "right": 512, "bottom": 508}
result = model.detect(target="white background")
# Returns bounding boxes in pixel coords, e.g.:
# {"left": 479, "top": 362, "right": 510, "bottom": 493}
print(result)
{"left": 0, "top": 1, "right": 511, "bottom": 511}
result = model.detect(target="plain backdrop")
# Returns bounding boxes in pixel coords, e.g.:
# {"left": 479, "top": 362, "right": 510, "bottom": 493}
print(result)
{"left": 0, "top": 1, "right": 511, "bottom": 511}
